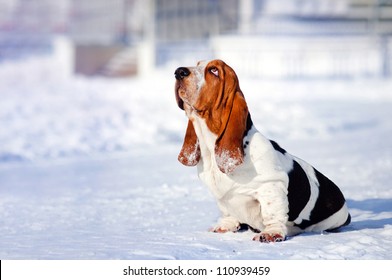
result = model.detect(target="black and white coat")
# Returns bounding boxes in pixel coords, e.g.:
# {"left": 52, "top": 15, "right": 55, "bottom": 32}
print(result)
{"left": 196, "top": 114, "right": 350, "bottom": 242}
{"left": 175, "top": 59, "right": 350, "bottom": 242}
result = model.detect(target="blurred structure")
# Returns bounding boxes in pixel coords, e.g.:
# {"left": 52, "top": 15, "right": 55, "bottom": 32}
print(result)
{"left": 69, "top": 0, "right": 140, "bottom": 76}
{"left": 0, "top": 0, "right": 68, "bottom": 60}
{"left": 217, "top": 0, "right": 392, "bottom": 78}
{"left": 1, "top": 0, "right": 392, "bottom": 78}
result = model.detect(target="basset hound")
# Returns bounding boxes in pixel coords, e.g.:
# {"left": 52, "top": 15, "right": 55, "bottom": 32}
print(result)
{"left": 174, "top": 59, "right": 350, "bottom": 242}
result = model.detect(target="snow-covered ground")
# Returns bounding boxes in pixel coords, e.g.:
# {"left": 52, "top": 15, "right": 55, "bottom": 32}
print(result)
{"left": 0, "top": 40, "right": 391, "bottom": 259}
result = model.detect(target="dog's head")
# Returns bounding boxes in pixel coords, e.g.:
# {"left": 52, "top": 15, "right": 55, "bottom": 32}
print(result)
{"left": 174, "top": 59, "right": 250, "bottom": 173}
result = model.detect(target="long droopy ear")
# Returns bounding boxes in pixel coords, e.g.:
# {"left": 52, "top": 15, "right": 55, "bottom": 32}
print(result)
{"left": 178, "top": 120, "right": 201, "bottom": 166}
{"left": 215, "top": 92, "right": 248, "bottom": 174}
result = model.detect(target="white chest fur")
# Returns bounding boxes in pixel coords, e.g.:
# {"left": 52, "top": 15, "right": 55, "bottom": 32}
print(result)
{"left": 190, "top": 114, "right": 230, "bottom": 196}
{"left": 189, "top": 114, "right": 272, "bottom": 229}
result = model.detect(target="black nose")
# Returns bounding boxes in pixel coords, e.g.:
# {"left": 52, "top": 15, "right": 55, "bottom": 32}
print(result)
{"left": 175, "top": 67, "right": 190, "bottom": 80}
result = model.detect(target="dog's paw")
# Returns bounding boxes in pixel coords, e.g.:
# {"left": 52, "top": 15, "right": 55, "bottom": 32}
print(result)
{"left": 209, "top": 224, "right": 241, "bottom": 233}
{"left": 252, "top": 232, "right": 286, "bottom": 243}
{"left": 209, "top": 226, "right": 231, "bottom": 233}
{"left": 209, "top": 217, "right": 240, "bottom": 233}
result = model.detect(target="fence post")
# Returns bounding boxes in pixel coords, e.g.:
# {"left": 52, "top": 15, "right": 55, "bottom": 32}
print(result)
{"left": 137, "top": 0, "right": 156, "bottom": 76}
{"left": 381, "top": 35, "right": 390, "bottom": 78}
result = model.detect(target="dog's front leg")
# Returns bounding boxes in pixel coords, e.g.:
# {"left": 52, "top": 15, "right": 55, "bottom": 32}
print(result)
{"left": 253, "top": 180, "right": 289, "bottom": 242}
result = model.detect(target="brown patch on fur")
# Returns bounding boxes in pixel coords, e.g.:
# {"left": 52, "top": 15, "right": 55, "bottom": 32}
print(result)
{"left": 176, "top": 60, "right": 249, "bottom": 173}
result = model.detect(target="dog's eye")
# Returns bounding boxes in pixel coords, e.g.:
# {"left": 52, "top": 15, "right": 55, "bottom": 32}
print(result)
{"left": 209, "top": 67, "right": 219, "bottom": 77}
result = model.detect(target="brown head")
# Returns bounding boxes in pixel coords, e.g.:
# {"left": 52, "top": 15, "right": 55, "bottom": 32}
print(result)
{"left": 174, "top": 59, "right": 250, "bottom": 174}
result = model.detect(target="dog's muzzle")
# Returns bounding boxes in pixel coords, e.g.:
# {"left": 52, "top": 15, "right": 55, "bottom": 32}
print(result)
{"left": 174, "top": 67, "right": 190, "bottom": 110}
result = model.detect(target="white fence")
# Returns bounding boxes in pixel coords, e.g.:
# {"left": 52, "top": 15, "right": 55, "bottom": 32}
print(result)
{"left": 211, "top": 35, "right": 388, "bottom": 79}
{"left": 156, "top": 35, "right": 391, "bottom": 79}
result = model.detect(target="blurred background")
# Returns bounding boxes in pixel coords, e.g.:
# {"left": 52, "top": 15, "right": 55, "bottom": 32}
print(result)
{"left": 1, "top": 0, "right": 392, "bottom": 162}
{"left": 1, "top": 0, "right": 392, "bottom": 78}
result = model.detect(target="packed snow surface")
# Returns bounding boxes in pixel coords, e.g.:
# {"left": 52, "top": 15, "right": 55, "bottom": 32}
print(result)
{"left": 0, "top": 48, "right": 391, "bottom": 259}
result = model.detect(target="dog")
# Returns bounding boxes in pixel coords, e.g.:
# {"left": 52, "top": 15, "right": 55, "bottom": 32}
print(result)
{"left": 174, "top": 59, "right": 350, "bottom": 242}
